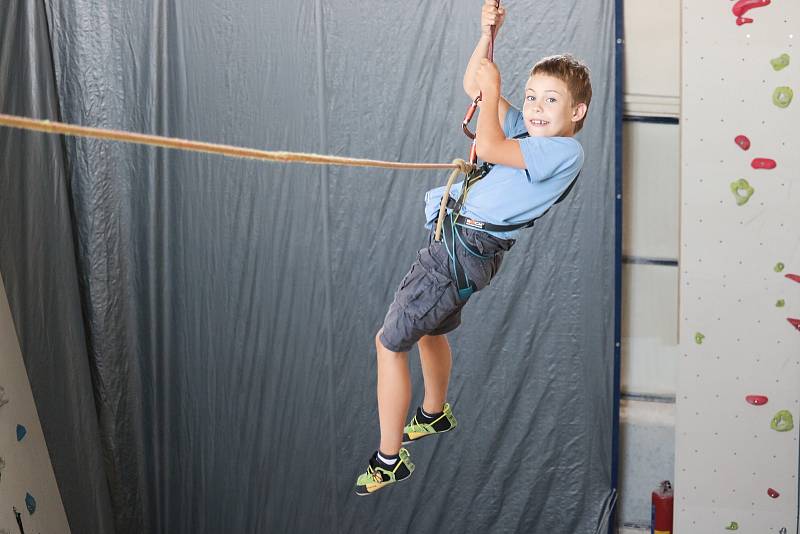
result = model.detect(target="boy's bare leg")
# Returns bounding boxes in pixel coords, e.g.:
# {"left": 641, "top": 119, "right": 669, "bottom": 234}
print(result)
{"left": 376, "top": 331, "right": 411, "bottom": 455}
{"left": 417, "top": 334, "right": 452, "bottom": 414}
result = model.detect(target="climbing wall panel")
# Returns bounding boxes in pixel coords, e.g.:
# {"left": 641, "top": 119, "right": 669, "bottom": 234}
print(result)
{"left": 677, "top": 1, "right": 800, "bottom": 532}
{"left": 0, "top": 278, "right": 71, "bottom": 533}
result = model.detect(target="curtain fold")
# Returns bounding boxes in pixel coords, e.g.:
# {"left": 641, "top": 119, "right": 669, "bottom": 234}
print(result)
{"left": 0, "top": 2, "right": 115, "bottom": 533}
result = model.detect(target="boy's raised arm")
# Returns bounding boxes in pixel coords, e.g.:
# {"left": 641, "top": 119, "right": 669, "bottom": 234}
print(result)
{"left": 463, "top": 0, "right": 511, "bottom": 127}
{"left": 474, "top": 59, "right": 525, "bottom": 169}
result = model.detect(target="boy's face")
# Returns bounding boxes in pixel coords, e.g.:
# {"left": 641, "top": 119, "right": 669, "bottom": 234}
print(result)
{"left": 522, "top": 74, "right": 586, "bottom": 137}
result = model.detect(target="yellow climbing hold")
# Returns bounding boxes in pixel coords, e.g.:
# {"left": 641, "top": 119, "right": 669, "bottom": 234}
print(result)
{"left": 771, "top": 410, "right": 794, "bottom": 432}
{"left": 730, "top": 179, "right": 754, "bottom": 206}
{"left": 770, "top": 53, "right": 790, "bottom": 71}
{"left": 773, "top": 86, "right": 793, "bottom": 108}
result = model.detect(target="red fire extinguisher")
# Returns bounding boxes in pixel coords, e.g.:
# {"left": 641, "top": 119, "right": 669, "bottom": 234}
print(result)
{"left": 651, "top": 480, "right": 674, "bottom": 534}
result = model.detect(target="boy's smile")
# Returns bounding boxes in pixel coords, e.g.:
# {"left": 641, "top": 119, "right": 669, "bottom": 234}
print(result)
{"left": 522, "top": 74, "right": 580, "bottom": 137}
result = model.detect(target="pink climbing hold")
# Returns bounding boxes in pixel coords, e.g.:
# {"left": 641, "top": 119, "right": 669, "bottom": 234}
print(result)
{"left": 732, "top": 0, "right": 771, "bottom": 18}
{"left": 785, "top": 274, "right": 800, "bottom": 284}
{"left": 788, "top": 318, "right": 800, "bottom": 332}
{"left": 768, "top": 487, "right": 780, "bottom": 498}
{"left": 751, "top": 158, "right": 776, "bottom": 169}
{"left": 746, "top": 395, "right": 769, "bottom": 406}
{"left": 735, "top": 135, "right": 751, "bottom": 150}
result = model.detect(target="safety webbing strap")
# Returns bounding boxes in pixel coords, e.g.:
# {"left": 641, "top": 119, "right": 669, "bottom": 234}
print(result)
{"left": 441, "top": 213, "right": 480, "bottom": 301}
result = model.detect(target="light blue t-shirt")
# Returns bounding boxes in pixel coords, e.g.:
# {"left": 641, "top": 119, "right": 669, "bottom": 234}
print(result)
{"left": 424, "top": 105, "right": 584, "bottom": 240}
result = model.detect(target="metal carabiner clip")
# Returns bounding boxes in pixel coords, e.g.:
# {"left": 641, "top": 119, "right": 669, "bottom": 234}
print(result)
{"left": 462, "top": 95, "right": 481, "bottom": 164}
{"left": 462, "top": 95, "right": 480, "bottom": 140}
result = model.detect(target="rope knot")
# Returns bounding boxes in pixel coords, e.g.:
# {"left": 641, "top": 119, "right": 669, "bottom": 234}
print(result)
{"left": 452, "top": 158, "right": 475, "bottom": 175}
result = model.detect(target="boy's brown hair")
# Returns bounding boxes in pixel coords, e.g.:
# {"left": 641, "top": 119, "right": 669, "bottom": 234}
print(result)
{"left": 530, "top": 54, "right": 592, "bottom": 133}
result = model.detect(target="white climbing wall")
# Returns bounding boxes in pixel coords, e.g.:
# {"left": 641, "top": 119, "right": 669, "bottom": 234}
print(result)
{"left": 677, "top": 1, "right": 800, "bottom": 532}
{"left": 0, "top": 277, "right": 70, "bottom": 534}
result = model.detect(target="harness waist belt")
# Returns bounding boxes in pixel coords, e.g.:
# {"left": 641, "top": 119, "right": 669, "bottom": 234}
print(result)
{"left": 445, "top": 196, "right": 535, "bottom": 232}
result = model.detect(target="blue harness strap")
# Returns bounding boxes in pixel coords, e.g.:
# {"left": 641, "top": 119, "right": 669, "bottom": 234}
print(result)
{"left": 441, "top": 212, "right": 490, "bottom": 301}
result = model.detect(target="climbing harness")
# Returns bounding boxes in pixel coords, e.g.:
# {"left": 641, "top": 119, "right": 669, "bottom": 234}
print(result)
{"left": 439, "top": 163, "right": 579, "bottom": 301}
{"left": 437, "top": 128, "right": 579, "bottom": 300}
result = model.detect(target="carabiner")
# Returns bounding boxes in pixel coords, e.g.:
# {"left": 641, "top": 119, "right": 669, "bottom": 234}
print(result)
{"left": 462, "top": 95, "right": 480, "bottom": 140}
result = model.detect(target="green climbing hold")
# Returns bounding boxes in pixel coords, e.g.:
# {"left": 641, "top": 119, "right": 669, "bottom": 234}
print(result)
{"left": 694, "top": 332, "right": 705, "bottom": 344}
{"left": 730, "top": 179, "right": 754, "bottom": 206}
{"left": 770, "top": 53, "right": 790, "bottom": 71}
{"left": 725, "top": 521, "right": 739, "bottom": 531}
{"left": 776, "top": 299, "right": 785, "bottom": 307}
{"left": 775, "top": 262, "right": 785, "bottom": 273}
{"left": 773, "top": 86, "right": 793, "bottom": 108}
{"left": 771, "top": 410, "right": 793, "bottom": 432}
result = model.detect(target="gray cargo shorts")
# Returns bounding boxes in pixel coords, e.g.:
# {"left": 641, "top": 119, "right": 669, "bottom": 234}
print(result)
{"left": 379, "top": 226, "right": 514, "bottom": 353}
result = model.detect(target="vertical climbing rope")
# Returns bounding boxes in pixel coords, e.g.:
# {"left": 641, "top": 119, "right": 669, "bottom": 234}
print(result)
{"left": 435, "top": 0, "right": 500, "bottom": 242}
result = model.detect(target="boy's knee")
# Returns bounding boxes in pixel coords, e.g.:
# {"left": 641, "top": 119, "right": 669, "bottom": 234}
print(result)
{"left": 418, "top": 334, "right": 444, "bottom": 349}
{"left": 418, "top": 335, "right": 432, "bottom": 349}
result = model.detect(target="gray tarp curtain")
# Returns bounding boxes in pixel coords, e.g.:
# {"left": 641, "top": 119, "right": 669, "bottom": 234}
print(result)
{"left": 0, "top": 1, "right": 616, "bottom": 533}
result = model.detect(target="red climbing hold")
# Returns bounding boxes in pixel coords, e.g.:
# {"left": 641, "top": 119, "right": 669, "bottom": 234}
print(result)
{"left": 751, "top": 158, "right": 776, "bottom": 169}
{"left": 788, "top": 318, "right": 800, "bottom": 332}
{"left": 746, "top": 395, "right": 769, "bottom": 406}
{"left": 732, "top": 0, "right": 771, "bottom": 18}
{"left": 736, "top": 17, "right": 754, "bottom": 26}
{"left": 785, "top": 274, "right": 800, "bottom": 284}
{"left": 768, "top": 488, "right": 780, "bottom": 498}
{"left": 735, "top": 135, "right": 751, "bottom": 150}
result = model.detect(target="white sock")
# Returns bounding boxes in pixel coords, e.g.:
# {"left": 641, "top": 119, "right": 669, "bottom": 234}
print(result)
{"left": 421, "top": 407, "right": 441, "bottom": 419}
{"left": 377, "top": 451, "right": 398, "bottom": 465}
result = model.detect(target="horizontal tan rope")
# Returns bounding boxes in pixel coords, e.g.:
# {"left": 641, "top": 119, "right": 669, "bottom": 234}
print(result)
{"left": 0, "top": 113, "right": 460, "bottom": 170}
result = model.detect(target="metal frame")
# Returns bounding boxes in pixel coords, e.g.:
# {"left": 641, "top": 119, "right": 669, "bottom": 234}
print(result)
{"left": 609, "top": 0, "right": 625, "bottom": 531}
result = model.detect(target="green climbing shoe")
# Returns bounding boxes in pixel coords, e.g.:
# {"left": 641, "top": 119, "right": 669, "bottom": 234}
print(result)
{"left": 354, "top": 448, "right": 414, "bottom": 496}
{"left": 402, "top": 403, "right": 458, "bottom": 445}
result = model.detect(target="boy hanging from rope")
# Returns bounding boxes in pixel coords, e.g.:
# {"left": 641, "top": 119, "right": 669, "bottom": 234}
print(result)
{"left": 355, "top": 0, "right": 592, "bottom": 495}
